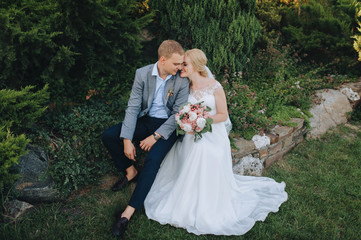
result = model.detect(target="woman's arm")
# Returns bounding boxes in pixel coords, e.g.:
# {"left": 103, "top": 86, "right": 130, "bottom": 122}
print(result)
{"left": 211, "top": 86, "right": 228, "bottom": 123}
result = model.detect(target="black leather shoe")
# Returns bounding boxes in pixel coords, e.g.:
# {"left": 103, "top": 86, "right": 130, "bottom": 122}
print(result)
{"left": 111, "top": 175, "right": 138, "bottom": 192}
{"left": 112, "top": 215, "right": 129, "bottom": 236}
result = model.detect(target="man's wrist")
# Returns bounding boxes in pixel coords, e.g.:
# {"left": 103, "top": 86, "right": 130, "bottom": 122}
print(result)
{"left": 153, "top": 132, "right": 161, "bottom": 141}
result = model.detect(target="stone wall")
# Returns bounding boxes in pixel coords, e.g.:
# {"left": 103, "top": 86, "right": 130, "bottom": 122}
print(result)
{"left": 231, "top": 80, "right": 361, "bottom": 174}
{"left": 231, "top": 118, "right": 307, "bottom": 172}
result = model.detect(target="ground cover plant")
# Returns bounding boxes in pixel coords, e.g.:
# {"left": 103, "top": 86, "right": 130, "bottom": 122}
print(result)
{"left": 29, "top": 96, "right": 129, "bottom": 195}
{"left": 1, "top": 124, "right": 360, "bottom": 239}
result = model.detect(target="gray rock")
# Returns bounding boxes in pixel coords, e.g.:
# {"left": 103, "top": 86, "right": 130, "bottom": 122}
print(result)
{"left": 18, "top": 181, "right": 61, "bottom": 203}
{"left": 4, "top": 200, "right": 33, "bottom": 221}
{"left": 233, "top": 155, "right": 263, "bottom": 177}
{"left": 336, "top": 81, "right": 361, "bottom": 108}
{"left": 308, "top": 89, "right": 352, "bottom": 138}
{"left": 14, "top": 144, "right": 62, "bottom": 204}
{"left": 340, "top": 87, "right": 360, "bottom": 102}
{"left": 233, "top": 138, "right": 255, "bottom": 154}
{"left": 17, "top": 144, "right": 48, "bottom": 182}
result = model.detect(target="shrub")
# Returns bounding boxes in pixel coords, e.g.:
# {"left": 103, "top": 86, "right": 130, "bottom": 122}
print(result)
{"left": 221, "top": 72, "right": 274, "bottom": 140}
{"left": 0, "top": 85, "right": 48, "bottom": 193}
{"left": 149, "top": 0, "right": 260, "bottom": 74}
{"left": 242, "top": 41, "right": 301, "bottom": 91}
{"left": 281, "top": 0, "right": 358, "bottom": 63}
{"left": 0, "top": 85, "right": 49, "bottom": 133}
{"left": 0, "top": 127, "right": 29, "bottom": 190}
{"left": 350, "top": 102, "right": 361, "bottom": 122}
{"left": 0, "top": 0, "right": 153, "bottom": 103}
{"left": 242, "top": 38, "right": 353, "bottom": 111}
{"left": 352, "top": 1, "right": 361, "bottom": 61}
{"left": 255, "top": 0, "right": 286, "bottom": 47}
{"left": 222, "top": 41, "right": 320, "bottom": 139}
{"left": 222, "top": 70, "right": 313, "bottom": 139}
{"left": 34, "top": 98, "right": 128, "bottom": 194}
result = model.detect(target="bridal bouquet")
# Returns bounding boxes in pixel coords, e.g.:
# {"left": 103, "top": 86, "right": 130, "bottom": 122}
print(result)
{"left": 175, "top": 101, "right": 213, "bottom": 142}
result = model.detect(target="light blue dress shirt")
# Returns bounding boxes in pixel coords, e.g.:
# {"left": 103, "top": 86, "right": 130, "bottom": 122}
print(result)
{"left": 148, "top": 62, "right": 172, "bottom": 119}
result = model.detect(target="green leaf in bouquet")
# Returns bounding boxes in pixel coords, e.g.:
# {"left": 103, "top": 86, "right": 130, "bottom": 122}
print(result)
{"left": 194, "top": 133, "right": 202, "bottom": 142}
{"left": 176, "top": 127, "right": 185, "bottom": 136}
{"left": 206, "top": 118, "right": 213, "bottom": 124}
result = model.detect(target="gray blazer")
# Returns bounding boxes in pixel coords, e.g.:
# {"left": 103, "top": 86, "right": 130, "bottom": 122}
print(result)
{"left": 120, "top": 64, "right": 189, "bottom": 140}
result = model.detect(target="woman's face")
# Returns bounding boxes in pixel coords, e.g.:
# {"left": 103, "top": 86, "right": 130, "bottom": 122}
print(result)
{"left": 180, "top": 56, "right": 194, "bottom": 78}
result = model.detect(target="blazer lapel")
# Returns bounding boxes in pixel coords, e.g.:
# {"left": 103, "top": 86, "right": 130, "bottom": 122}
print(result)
{"left": 147, "top": 69, "right": 156, "bottom": 108}
{"left": 164, "top": 76, "right": 176, "bottom": 104}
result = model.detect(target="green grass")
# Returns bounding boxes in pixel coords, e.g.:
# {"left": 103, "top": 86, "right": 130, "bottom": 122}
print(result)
{"left": 2, "top": 124, "right": 361, "bottom": 240}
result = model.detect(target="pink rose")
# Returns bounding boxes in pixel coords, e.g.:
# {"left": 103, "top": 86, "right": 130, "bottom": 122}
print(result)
{"left": 195, "top": 127, "right": 202, "bottom": 132}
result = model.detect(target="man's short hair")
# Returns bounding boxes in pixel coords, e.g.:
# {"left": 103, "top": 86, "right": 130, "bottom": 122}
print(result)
{"left": 158, "top": 40, "right": 184, "bottom": 59}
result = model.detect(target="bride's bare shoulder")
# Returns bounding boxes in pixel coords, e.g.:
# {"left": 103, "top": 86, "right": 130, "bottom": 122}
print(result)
{"left": 207, "top": 78, "right": 218, "bottom": 85}
{"left": 207, "top": 78, "right": 222, "bottom": 88}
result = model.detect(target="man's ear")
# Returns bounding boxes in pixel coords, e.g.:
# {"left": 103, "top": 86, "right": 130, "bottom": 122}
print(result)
{"left": 159, "top": 56, "right": 166, "bottom": 64}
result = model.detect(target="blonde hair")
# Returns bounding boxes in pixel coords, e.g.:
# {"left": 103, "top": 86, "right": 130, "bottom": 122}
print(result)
{"left": 185, "top": 49, "right": 208, "bottom": 77}
{"left": 158, "top": 40, "right": 184, "bottom": 59}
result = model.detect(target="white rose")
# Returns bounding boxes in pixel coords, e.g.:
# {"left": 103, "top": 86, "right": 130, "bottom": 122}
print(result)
{"left": 175, "top": 115, "right": 182, "bottom": 125}
{"left": 189, "top": 111, "right": 197, "bottom": 121}
{"left": 183, "top": 123, "right": 192, "bottom": 132}
{"left": 181, "top": 104, "right": 191, "bottom": 114}
{"left": 196, "top": 118, "right": 206, "bottom": 129}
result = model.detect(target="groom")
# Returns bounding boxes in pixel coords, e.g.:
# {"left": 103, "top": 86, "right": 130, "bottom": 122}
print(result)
{"left": 102, "top": 40, "right": 189, "bottom": 236}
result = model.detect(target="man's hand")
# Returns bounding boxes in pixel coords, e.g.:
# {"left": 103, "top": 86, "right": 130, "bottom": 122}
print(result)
{"left": 140, "top": 135, "right": 157, "bottom": 152}
{"left": 124, "top": 139, "right": 136, "bottom": 161}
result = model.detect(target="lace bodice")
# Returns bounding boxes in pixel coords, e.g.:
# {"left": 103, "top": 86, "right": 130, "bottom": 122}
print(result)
{"left": 189, "top": 81, "right": 232, "bottom": 134}
{"left": 189, "top": 81, "right": 222, "bottom": 116}
{"left": 190, "top": 81, "right": 222, "bottom": 101}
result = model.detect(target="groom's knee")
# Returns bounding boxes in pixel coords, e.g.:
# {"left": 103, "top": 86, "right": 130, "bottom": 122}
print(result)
{"left": 102, "top": 124, "right": 121, "bottom": 146}
{"left": 101, "top": 129, "right": 112, "bottom": 146}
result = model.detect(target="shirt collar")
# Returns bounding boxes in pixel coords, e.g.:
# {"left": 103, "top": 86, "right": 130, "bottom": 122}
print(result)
{"left": 152, "top": 62, "right": 172, "bottom": 81}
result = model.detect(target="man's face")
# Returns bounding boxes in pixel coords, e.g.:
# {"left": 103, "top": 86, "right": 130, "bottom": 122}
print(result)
{"left": 160, "top": 53, "right": 184, "bottom": 75}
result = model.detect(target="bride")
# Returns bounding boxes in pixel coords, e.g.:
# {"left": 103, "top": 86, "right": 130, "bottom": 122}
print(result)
{"left": 144, "top": 49, "right": 288, "bottom": 236}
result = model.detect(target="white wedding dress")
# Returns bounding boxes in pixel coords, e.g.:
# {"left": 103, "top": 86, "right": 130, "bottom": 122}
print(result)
{"left": 144, "top": 82, "right": 288, "bottom": 236}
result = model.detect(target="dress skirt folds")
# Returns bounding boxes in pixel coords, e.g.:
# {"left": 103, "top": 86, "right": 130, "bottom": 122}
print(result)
{"left": 144, "top": 82, "right": 288, "bottom": 235}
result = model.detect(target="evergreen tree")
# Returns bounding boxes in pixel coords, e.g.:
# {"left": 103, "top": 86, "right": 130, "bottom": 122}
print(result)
{"left": 149, "top": 0, "right": 260, "bottom": 74}
{"left": 0, "top": 84, "right": 48, "bottom": 191}
{"left": 281, "top": 0, "right": 360, "bottom": 61}
{"left": 0, "top": 0, "right": 153, "bottom": 103}
{"left": 0, "top": 127, "right": 29, "bottom": 190}
{"left": 0, "top": 85, "right": 49, "bottom": 133}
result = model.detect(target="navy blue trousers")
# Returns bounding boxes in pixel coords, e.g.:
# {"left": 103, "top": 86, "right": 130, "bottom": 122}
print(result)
{"left": 102, "top": 116, "right": 178, "bottom": 209}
